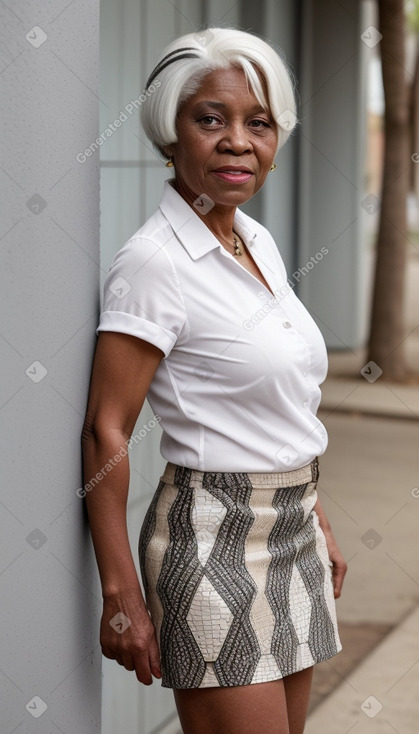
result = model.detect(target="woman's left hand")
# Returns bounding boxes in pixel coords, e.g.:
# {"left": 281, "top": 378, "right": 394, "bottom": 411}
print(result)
{"left": 322, "top": 526, "right": 347, "bottom": 599}
{"left": 314, "top": 497, "right": 347, "bottom": 599}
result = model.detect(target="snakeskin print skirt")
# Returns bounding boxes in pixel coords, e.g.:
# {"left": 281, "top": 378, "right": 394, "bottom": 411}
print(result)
{"left": 138, "top": 459, "right": 342, "bottom": 689}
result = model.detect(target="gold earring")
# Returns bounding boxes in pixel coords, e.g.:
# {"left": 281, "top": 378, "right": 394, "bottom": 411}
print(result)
{"left": 270, "top": 163, "right": 277, "bottom": 172}
{"left": 166, "top": 157, "right": 174, "bottom": 167}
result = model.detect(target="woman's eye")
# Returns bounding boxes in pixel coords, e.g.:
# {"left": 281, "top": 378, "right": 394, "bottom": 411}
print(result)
{"left": 250, "top": 119, "right": 270, "bottom": 128}
{"left": 199, "top": 115, "right": 220, "bottom": 125}
{"left": 197, "top": 116, "right": 271, "bottom": 128}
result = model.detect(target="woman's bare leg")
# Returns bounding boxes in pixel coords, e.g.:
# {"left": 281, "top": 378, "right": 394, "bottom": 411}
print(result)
{"left": 174, "top": 679, "right": 290, "bottom": 734}
{"left": 283, "top": 667, "right": 314, "bottom": 734}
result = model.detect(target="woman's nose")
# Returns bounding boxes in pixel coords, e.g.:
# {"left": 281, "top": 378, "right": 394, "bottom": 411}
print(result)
{"left": 218, "top": 122, "right": 252, "bottom": 154}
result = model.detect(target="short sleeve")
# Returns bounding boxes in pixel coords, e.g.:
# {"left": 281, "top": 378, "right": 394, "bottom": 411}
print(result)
{"left": 96, "top": 236, "right": 187, "bottom": 358}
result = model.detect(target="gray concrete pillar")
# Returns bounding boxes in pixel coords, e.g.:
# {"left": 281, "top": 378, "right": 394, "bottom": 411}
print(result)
{"left": 1, "top": 2, "right": 102, "bottom": 732}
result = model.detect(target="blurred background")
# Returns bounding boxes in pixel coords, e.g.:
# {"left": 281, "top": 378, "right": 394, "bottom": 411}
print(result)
{"left": 1, "top": 1, "right": 418, "bottom": 733}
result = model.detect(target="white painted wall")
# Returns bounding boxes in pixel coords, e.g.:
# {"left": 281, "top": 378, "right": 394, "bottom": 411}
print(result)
{"left": 0, "top": 1, "right": 102, "bottom": 732}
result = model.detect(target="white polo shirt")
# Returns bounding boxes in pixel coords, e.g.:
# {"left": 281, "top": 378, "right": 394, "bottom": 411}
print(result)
{"left": 97, "top": 180, "right": 328, "bottom": 472}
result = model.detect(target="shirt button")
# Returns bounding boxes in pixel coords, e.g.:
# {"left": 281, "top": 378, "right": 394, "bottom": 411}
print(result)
{"left": 303, "top": 400, "right": 310, "bottom": 409}
{"left": 282, "top": 321, "right": 292, "bottom": 329}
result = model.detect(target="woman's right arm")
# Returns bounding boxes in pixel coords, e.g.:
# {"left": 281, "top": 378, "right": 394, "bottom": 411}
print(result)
{"left": 81, "top": 331, "right": 164, "bottom": 685}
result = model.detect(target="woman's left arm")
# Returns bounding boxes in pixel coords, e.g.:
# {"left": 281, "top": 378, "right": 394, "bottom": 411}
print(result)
{"left": 314, "top": 497, "right": 347, "bottom": 599}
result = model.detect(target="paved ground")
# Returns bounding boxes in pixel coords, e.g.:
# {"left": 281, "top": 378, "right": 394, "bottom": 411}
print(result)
{"left": 315, "top": 408, "right": 419, "bottom": 626}
{"left": 305, "top": 359, "right": 419, "bottom": 729}
{"left": 299, "top": 250, "right": 419, "bottom": 726}
{"left": 320, "top": 376, "right": 419, "bottom": 421}
{"left": 308, "top": 620, "right": 392, "bottom": 713}
{"left": 307, "top": 605, "right": 419, "bottom": 733}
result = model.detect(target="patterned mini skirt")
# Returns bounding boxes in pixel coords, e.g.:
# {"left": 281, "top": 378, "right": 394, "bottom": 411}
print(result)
{"left": 138, "top": 459, "right": 342, "bottom": 689}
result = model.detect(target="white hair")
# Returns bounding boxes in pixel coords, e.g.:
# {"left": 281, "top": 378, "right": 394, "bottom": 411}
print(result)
{"left": 141, "top": 27, "right": 299, "bottom": 159}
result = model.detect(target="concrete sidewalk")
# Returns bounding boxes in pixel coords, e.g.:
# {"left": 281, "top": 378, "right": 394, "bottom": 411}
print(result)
{"left": 321, "top": 375, "right": 419, "bottom": 421}
{"left": 305, "top": 359, "right": 419, "bottom": 730}
{"left": 306, "top": 604, "right": 419, "bottom": 732}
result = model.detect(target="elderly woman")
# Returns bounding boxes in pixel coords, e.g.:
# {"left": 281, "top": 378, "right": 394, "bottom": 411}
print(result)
{"left": 82, "top": 27, "right": 346, "bottom": 734}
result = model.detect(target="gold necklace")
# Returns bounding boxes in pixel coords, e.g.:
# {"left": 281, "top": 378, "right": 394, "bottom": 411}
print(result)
{"left": 233, "top": 232, "right": 244, "bottom": 256}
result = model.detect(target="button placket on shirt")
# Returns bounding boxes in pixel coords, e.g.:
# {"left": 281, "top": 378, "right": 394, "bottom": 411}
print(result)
{"left": 223, "top": 235, "right": 322, "bottom": 424}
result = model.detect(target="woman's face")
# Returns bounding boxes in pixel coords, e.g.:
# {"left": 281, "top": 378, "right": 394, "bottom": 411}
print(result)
{"left": 168, "top": 66, "right": 278, "bottom": 209}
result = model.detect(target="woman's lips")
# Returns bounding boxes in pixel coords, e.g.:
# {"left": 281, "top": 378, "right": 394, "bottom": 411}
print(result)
{"left": 211, "top": 170, "right": 254, "bottom": 184}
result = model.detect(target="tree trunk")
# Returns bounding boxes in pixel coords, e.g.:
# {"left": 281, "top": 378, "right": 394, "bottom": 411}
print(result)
{"left": 367, "top": 0, "right": 409, "bottom": 381}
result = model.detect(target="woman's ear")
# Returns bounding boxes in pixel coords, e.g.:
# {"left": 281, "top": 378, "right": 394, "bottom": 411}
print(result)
{"left": 162, "top": 146, "right": 174, "bottom": 159}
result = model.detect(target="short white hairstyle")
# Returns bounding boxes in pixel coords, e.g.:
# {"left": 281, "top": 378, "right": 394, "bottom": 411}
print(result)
{"left": 141, "top": 27, "right": 299, "bottom": 159}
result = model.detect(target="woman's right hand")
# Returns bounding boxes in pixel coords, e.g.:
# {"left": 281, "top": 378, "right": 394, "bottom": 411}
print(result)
{"left": 81, "top": 333, "right": 164, "bottom": 685}
{"left": 100, "top": 588, "right": 162, "bottom": 685}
